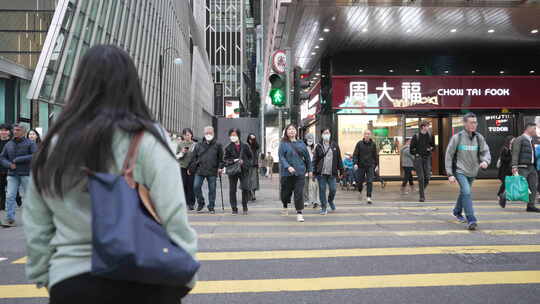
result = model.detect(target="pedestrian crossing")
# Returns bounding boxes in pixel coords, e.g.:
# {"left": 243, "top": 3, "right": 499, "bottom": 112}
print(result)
{"left": 1, "top": 182, "right": 539, "bottom": 303}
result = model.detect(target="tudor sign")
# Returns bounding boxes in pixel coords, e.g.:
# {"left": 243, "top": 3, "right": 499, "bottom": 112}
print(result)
{"left": 272, "top": 50, "right": 287, "bottom": 74}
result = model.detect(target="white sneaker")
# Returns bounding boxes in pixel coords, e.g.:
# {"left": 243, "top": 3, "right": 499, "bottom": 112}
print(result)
{"left": 297, "top": 214, "right": 305, "bottom": 222}
{"left": 281, "top": 208, "right": 288, "bottom": 216}
{"left": 304, "top": 202, "right": 309, "bottom": 207}
{"left": 367, "top": 197, "right": 372, "bottom": 205}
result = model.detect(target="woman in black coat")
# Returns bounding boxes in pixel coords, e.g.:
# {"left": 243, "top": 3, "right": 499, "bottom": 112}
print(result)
{"left": 224, "top": 128, "right": 253, "bottom": 215}
{"left": 497, "top": 135, "right": 514, "bottom": 208}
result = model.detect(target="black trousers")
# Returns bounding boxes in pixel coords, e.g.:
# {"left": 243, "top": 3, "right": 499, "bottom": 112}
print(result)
{"left": 414, "top": 156, "right": 431, "bottom": 199}
{"left": 0, "top": 173, "right": 6, "bottom": 211}
{"left": 357, "top": 166, "right": 374, "bottom": 197}
{"left": 402, "top": 167, "right": 414, "bottom": 187}
{"left": 49, "top": 273, "right": 188, "bottom": 304}
{"left": 181, "top": 168, "right": 195, "bottom": 207}
{"left": 280, "top": 175, "right": 305, "bottom": 212}
{"left": 229, "top": 174, "right": 248, "bottom": 210}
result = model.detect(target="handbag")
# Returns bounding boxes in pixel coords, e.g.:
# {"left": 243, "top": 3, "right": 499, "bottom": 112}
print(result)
{"left": 85, "top": 132, "right": 200, "bottom": 286}
{"left": 225, "top": 143, "right": 243, "bottom": 176}
{"left": 188, "top": 143, "right": 213, "bottom": 173}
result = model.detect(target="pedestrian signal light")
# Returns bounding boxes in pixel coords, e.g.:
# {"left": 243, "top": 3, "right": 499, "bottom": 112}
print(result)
{"left": 269, "top": 74, "right": 286, "bottom": 107}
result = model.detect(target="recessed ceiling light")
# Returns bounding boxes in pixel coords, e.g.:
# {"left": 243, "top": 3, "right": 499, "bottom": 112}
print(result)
{"left": 416, "top": 69, "right": 421, "bottom": 72}
{"left": 323, "top": 28, "right": 330, "bottom": 32}
{"left": 488, "top": 29, "right": 495, "bottom": 33}
{"left": 311, "top": 52, "right": 316, "bottom": 55}
{"left": 450, "top": 29, "right": 457, "bottom": 33}
{"left": 471, "top": 70, "right": 476, "bottom": 74}
{"left": 359, "top": 69, "right": 364, "bottom": 73}
{"left": 319, "top": 37, "right": 324, "bottom": 41}
{"left": 389, "top": 69, "right": 394, "bottom": 73}
{"left": 315, "top": 45, "right": 320, "bottom": 49}
{"left": 315, "top": 73, "right": 321, "bottom": 76}
{"left": 532, "top": 29, "right": 539, "bottom": 34}
{"left": 322, "top": 75, "right": 326, "bottom": 78}
{"left": 445, "top": 70, "right": 449, "bottom": 74}
{"left": 530, "top": 70, "right": 536, "bottom": 74}
{"left": 499, "top": 70, "right": 505, "bottom": 74}
{"left": 362, "top": 28, "right": 368, "bottom": 33}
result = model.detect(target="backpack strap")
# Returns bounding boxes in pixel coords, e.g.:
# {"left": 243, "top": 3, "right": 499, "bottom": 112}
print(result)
{"left": 123, "top": 131, "right": 145, "bottom": 188}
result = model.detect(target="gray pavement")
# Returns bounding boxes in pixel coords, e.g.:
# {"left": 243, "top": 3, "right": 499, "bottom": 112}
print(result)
{"left": 1, "top": 177, "right": 539, "bottom": 303}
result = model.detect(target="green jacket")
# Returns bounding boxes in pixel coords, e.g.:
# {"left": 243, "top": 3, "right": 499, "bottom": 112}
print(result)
{"left": 23, "top": 130, "right": 198, "bottom": 289}
{"left": 176, "top": 140, "right": 196, "bottom": 169}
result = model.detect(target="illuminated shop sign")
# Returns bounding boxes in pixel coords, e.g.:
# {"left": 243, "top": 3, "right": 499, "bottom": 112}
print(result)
{"left": 333, "top": 76, "right": 540, "bottom": 110}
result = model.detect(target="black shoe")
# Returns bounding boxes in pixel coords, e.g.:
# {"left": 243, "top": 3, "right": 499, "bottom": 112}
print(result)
{"left": 188, "top": 205, "right": 195, "bottom": 211}
{"left": 243, "top": 208, "right": 248, "bottom": 215}
{"left": 252, "top": 197, "right": 256, "bottom": 201}
{"left": 209, "top": 209, "right": 215, "bottom": 214}
{"left": 196, "top": 205, "right": 205, "bottom": 213}
{"left": 419, "top": 197, "right": 425, "bottom": 203}
{"left": 526, "top": 206, "right": 540, "bottom": 213}
{"left": 498, "top": 196, "right": 506, "bottom": 208}
{"left": 313, "top": 203, "right": 319, "bottom": 209}
{"left": 468, "top": 223, "right": 478, "bottom": 231}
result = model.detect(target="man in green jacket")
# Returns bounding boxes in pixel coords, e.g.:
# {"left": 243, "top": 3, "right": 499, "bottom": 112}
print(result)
{"left": 511, "top": 122, "right": 540, "bottom": 212}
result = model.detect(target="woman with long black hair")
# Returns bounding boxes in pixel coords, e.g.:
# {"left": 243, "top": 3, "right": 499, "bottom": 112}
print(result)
{"left": 278, "top": 124, "right": 312, "bottom": 222}
{"left": 224, "top": 128, "right": 253, "bottom": 215}
{"left": 23, "top": 45, "right": 198, "bottom": 304}
{"left": 27, "top": 129, "right": 42, "bottom": 145}
{"left": 497, "top": 135, "right": 514, "bottom": 208}
{"left": 177, "top": 128, "right": 196, "bottom": 210}
{"left": 246, "top": 133, "right": 260, "bottom": 201}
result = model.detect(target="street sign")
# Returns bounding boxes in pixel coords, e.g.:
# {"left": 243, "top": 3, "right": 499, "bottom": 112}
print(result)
{"left": 272, "top": 50, "right": 287, "bottom": 74}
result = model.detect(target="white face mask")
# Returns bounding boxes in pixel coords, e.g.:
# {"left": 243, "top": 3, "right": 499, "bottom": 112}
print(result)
{"left": 230, "top": 136, "right": 239, "bottom": 143}
{"left": 205, "top": 135, "right": 214, "bottom": 141}
{"left": 322, "top": 134, "right": 331, "bottom": 141}
{"left": 307, "top": 140, "right": 313, "bottom": 146}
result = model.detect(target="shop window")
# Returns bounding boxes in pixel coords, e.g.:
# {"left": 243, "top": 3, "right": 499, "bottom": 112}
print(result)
{"left": 39, "top": 102, "right": 49, "bottom": 135}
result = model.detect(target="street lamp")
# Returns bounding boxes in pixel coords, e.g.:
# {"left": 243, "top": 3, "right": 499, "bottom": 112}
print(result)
{"left": 158, "top": 47, "right": 182, "bottom": 123}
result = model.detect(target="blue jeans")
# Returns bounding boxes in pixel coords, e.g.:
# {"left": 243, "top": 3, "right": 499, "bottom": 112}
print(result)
{"left": 194, "top": 175, "right": 217, "bottom": 210}
{"left": 317, "top": 175, "right": 337, "bottom": 210}
{"left": 453, "top": 173, "right": 477, "bottom": 224}
{"left": 6, "top": 175, "right": 29, "bottom": 221}
{"left": 345, "top": 168, "right": 355, "bottom": 185}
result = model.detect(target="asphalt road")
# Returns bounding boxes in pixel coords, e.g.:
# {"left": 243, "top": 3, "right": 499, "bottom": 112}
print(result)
{"left": 1, "top": 178, "right": 539, "bottom": 304}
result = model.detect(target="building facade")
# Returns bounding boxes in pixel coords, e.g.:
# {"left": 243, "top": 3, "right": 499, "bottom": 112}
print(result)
{"left": 26, "top": 0, "right": 213, "bottom": 135}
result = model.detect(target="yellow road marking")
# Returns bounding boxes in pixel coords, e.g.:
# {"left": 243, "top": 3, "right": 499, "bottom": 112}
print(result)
{"left": 2, "top": 271, "right": 539, "bottom": 298}
{"left": 190, "top": 211, "right": 533, "bottom": 217}
{"left": 196, "top": 229, "right": 540, "bottom": 239}
{"left": 236, "top": 205, "right": 521, "bottom": 211}
{"left": 189, "top": 218, "right": 540, "bottom": 227}
{"left": 197, "top": 245, "right": 540, "bottom": 261}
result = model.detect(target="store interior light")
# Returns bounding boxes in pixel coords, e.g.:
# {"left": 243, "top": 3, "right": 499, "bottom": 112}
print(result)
{"left": 499, "top": 70, "right": 505, "bottom": 74}
{"left": 450, "top": 29, "right": 457, "bottom": 33}
{"left": 362, "top": 28, "right": 368, "bottom": 33}
{"left": 315, "top": 73, "right": 321, "bottom": 76}
{"left": 359, "top": 69, "right": 364, "bottom": 73}
{"left": 389, "top": 69, "right": 394, "bottom": 73}
{"left": 416, "top": 69, "right": 421, "bottom": 72}
{"left": 471, "top": 70, "right": 476, "bottom": 74}
{"left": 315, "top": 45, "right": 320, "bottom": 49}
{"left": 311, "top": 52, "right": 316, "bottom": 55}
{"left": 532, "top": 29, "right": 539, "bottom": 34}
{"left": 444, "top": 70, "right": 449, "bottom": 74}
{"left": 319, "top": 37, "right": 325, "bottom": 41}
{"left": 531, "top": 70, "right": 536, "bottom": 74}
{"left": 324, "top": 28, "right": 330, "bottom": 32}
{"left": 488, "top": 29, "right": 495, "bottom": 33}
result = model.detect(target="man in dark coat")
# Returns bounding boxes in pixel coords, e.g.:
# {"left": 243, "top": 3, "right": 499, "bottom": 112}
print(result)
{"left": 353, "top": 130, "right": 378, "bottom": 204}
{"left": 1, "top": 124, "right": 37, "bottom": 227}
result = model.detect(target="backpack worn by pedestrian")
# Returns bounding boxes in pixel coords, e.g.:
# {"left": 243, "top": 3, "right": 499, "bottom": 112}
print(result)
{"left": 85, "top": 132, "right": 200, "bottom": 287}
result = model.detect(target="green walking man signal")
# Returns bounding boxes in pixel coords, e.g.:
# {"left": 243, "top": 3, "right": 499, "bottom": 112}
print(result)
{"left": 269, "top": 74, "right": 286, "bottom": 107}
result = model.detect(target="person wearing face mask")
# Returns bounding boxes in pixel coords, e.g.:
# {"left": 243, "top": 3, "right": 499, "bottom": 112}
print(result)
{"left": 342, "top": 152, "right": 355, "bottom": 189}
{"left": 246, "top": 133, "right": 260, "bottom": 202}
{"left": 303, "top": 134, "right": 319, "bottom": 209}
{"left": 224, "top": 129, "right": 253, "bottom": 215}
{"left": 312, "top": 128, "right": 344, "bottom": 215}
{"left": 188, "top": 126, "right": 224, "bottom": 214}
{"left": 177, "top": 128, "right": 197, "bottom": 211}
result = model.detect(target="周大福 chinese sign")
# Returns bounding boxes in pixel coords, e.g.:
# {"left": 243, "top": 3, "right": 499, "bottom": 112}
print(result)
{"left": 333, "top": 76, "right": 540, "bottom": 110}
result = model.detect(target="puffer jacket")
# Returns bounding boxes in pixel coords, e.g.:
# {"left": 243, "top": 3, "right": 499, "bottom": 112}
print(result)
{"left": 0, "top": 137, "right": 37, "bottom": 176}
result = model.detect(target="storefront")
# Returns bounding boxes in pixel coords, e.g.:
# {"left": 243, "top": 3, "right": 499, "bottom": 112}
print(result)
{"left": 300, "top": 81, "right": 321, "bottom": 140}
{"left": 332, "top": 76, "right": 540, "bottom": 179}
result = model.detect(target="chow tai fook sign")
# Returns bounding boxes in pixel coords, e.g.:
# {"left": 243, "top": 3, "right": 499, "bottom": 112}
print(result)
{"left": 332, "top": 76, "right": 540, "bottom": 110}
